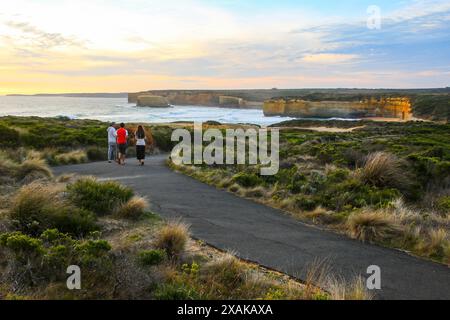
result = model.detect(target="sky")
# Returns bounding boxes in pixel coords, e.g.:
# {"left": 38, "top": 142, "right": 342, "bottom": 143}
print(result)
{"left": 0, "top": 0, "right": 449, "bottom": 94}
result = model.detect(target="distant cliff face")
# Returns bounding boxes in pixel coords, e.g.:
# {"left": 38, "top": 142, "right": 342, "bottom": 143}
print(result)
{"left": 129, "top": 91, "right": 253, "bottom": 108}
{"left": 264, "top": 97, "right": 412, "bottom": 120}
{"left": 137, "top": 95, "right": 170, "bottom": 108}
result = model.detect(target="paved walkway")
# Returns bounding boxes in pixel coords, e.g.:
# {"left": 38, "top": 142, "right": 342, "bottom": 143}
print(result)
{"left": 53, "top": 155, "right": 450, "bottom": 300}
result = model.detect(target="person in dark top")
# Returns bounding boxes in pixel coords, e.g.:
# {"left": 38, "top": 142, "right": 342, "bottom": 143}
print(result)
{"left": 135, "top": 125, "right": 147, "bottom": 166}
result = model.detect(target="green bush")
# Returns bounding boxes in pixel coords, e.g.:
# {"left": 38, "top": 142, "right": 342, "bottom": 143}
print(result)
{"left": 86, "top": 147, "right": 108, "bottom": 161}
{"left": 151, "top": 126, "right": 177, "bottom": 152}
{"left": 319, "top": 178, "right": 400, "bottom": 211}
{"left": 0, "top": 125, "right": 20, "bottom": 148}
{"left": 154, "top": 283, "right": 200, "bottom": 300}
{"left": 138, "top": 249, "right": 167, "bottom": 266}
{"left": 232, "top": 172, "right": 263, "bottom": 188}
{"left": 9, "top": 183, "right": 98, "bottom": 237}
{"left": 0, "top": 229, "right": 112, "bottom": 287}
{"left": 67, "top": 178, "right": 134, "bottom": 216}
{"left": 0, "top": 232, "right": 44, "bottom": 256}
{"left": 293, "top": 195, "right": 317, "bottom": 211}
{"left": 437, "top": 196, "right": 450, "bottom": 211}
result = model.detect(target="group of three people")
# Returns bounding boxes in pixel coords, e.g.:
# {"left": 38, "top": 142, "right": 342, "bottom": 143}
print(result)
{"left": 107, "top": 122, "right": 147, "bottom": 166}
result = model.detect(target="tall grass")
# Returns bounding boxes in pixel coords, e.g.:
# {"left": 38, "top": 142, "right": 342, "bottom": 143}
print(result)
{"left": 358, "top": 152, "right": 412, "bottom": 192}
{"left": 155, "top": 221, "right": 189, "bottom": 258}
{"left": 347, "top": 210, "right": 402, "bottom": 243}
{"left": 9, "top": 182, "right": 98, "bottom": 236}
{"left": 115, "top": 196, "right": 149, "bottom": 220}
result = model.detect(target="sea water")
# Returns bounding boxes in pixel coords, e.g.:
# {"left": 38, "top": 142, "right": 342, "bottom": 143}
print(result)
{"left": 0, "top": 96, "right": 296, "bottom": 126}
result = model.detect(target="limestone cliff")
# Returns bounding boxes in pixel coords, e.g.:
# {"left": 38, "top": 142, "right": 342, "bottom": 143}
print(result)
{"left": 137, "top": 95, "right": 170, "bottom": 108}
{"left": 264, "top": 97, "right": 412, "bottom": 120}
{"left": 129, "top": 91, "right": 256, "bottom": 109}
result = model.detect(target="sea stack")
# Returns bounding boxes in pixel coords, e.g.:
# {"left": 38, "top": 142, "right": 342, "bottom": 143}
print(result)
{"left": 137, "top": 95, "right": 170, "bottom": 108}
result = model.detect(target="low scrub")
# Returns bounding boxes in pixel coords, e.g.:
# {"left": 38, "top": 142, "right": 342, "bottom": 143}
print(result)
{"left": 9, "top": 182, "right": 98, "bottom": 237}
{"left": 0, "top": 229, "right": 112, "bottom": 288}
{"left": 67, "top": 177, "right": 134, "bottom": 216}
{"left": 138, "top": 249, "right": 167, "bottom": 266}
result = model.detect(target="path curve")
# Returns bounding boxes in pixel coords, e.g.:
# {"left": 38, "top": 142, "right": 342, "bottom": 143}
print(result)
{"left": 53, "top": 155, "right": 450, "bottom": 300}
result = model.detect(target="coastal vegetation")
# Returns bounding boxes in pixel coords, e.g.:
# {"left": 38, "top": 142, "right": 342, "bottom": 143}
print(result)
{"left": 169, "top": 120, "right": 450, "bottom": 265}
{"left": 0, "top": 156, "right": 368, "bottom": 300}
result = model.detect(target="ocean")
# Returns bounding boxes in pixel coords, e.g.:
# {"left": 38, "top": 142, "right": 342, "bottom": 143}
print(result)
{"left": 0, "top": 96, "right": 296, "bottom": 126}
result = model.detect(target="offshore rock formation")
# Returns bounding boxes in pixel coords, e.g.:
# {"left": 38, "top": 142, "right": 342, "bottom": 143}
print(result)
{"left": 136, "top": 95, "right": 170, "bottom": 108}
{"left": 263, "top": 97, "right": 412, "bottom": 120}
{"left": 218, "top": 96, "right": 246, "bottom": 108}
{"left": 129, "top": 91, "right": 254, "bottom": 109}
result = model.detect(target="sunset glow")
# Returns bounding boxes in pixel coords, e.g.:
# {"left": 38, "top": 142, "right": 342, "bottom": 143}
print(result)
{"left": 1, "top": 0, "right": 449, "bottom": 94}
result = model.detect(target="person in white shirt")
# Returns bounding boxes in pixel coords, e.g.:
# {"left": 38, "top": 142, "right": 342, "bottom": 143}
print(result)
{"left": 135, "top": 125, "right": 147, "bottom": 166}
{"left": 107, "top": 122, "right": 117, "bottom": 163}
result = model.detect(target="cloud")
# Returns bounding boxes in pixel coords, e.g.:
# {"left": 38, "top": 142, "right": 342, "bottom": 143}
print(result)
{"left": 301, "top": 53, "right": 359, "bottom": 64}
{"left": 4, "top": 20, "right": 86, "bottom": 49}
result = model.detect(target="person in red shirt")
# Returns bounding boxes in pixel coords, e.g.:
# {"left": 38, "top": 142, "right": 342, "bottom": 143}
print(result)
{"left": 116, "top": 123, "right": 128, "bottom": 165}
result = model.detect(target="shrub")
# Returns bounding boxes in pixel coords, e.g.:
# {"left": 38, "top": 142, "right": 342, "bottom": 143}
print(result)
{"left": 293, "top": 195, "right": 317, "bottom": 211}
{"left": 358, "top": 152, "right": 412, "bottom": 193}
{"left": 437, "top": 196, "right": 450, "bottom": 211}
{"left": 0, "top": 231, "right": 44, "bottom": 256}
{"left": 115, "top": 196, "right": 148, "bottom": 220}
{"left": 151, "top": 126, "right": 177, "bottom": 152}
{"left": 0, "top": 229, "right": 112, "bottom": 287}
{"left": 0, "top": 125, "right": 20, "bottom": 148}
{"left": 15, "top": 159, "right": 53, "bottom": 180}
{"left": 0, "top": 153, "right": 18, "bottom": 178}
{"left": 9, "top": 183, "right": 98, "bottom": 237}
{"left": 155, "top": 222, "right": 189, "bottom": 258}
{"left": 346, "top": 210, "right": 402, "bottom": 243}
{"left": 138, "top": 249, "right": 167, "bottom": 266}
{"left": 320, "top": 178, "right": 400, "bottom": 211}
{"left": 86, "top": 147, "right": 107, "bottom": 161}
{"left": 232, "top": 172, "right": 263, "bottom": 188}
{"left": 67, "top": 178, "right": 134, "bottom": 216}
{"left": 154, "top": 283, "right": 200, "bottom": 300}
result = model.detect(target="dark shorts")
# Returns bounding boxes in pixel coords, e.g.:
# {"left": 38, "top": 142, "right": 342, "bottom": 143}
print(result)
{"left": 118, "top": 143, "right": 127, "bottom": 155}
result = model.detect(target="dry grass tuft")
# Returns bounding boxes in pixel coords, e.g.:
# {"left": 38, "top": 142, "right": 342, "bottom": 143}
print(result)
{"left": 15, "top": 159, "right": 53, "bottom": 181}
{"left": 327, "top": 276, "right": 374, "bottom": 300}
{"left": 115, "top": 196, "right": 149, "bottom": 220}
{"left": 347, "top": 210, "right": 402, "bottom": 243}
{"left": 201, "top": 253, "right": 248, "bottom": 288}
{"left": 303, "top": 206, "right": 341, "bottom": 225}
{"left": 243, "top": 186, "right": 267, "bottom": 198}
{"left": 155, "top": 221, "right": 190, "bottom": 258}
{"left": 55, "top": 150, "right": 88, "bottom": 165}
{"left": 358, "top": 152, "right": 411, "bottom": 191}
